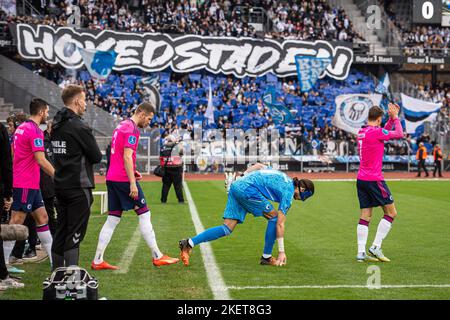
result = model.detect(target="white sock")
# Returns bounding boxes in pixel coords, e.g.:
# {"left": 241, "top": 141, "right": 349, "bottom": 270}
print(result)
{"left": 357, "top": 222, "right": 369, "bottom": 254}
{"left": 3, "top": 240, "right": 15, "bottom": 264}
{"left": 188, "top": 239, "right": 194, "bottom": 248}
{"left": 138, "top": 211, "right": 163, "bottom": 259}
{"left": 37, "top": 228, "right": 53, "bottom": 265}
{"left": 94, "top": 215, "right": 121, "bottom": 264}
{"left": 373, "top": 217, "right": 393, "bottom": 248}
{"left": 262, "top": 254, "right": 272, "bottom": 259}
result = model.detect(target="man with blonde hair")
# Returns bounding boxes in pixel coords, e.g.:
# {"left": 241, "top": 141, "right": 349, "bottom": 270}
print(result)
{"left": 51, "top": 84, "right": 102, "bottom": 269}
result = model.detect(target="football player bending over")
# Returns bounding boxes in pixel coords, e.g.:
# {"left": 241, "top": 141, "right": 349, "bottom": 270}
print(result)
{"left": 179, "top": 164, "right": 314, "bottom": 266}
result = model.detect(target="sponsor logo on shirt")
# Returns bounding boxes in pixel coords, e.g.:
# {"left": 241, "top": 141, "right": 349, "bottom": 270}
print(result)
{"left": 382, "top": 129, "right": 389, "bottom": 135}
{"left": 128, "top": 135, "right": 137, "bottom": 145}
{"left": 34, "top": 138, "right": 44, "bottom": 147}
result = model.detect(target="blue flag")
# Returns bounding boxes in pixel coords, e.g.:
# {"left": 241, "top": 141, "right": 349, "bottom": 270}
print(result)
{"left": 375, "top": 73, "right": 391, "bottom": 98}
{"left": 375, "top": 73, "right": 393, "bottom": 119}
{"left": 78, "top": 47, "right": 118, "bottom": 81}
{"left": 295, "top": 56, "right": 332, "bottom": 92}
{"left": 263, "top": 86, "right": 293, "bottom": 124}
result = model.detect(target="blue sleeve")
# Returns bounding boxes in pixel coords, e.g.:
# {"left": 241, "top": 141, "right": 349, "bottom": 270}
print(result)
{"left": 278, "top": 191, "right": 294, "bottom": 215}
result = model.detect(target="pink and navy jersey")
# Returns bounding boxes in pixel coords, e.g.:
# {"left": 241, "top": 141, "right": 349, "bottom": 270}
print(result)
{"left": 106, "top": 119, "right": 140, "bottom": 182}
{"left": 13, "top": 120, "right": 45, "bottom": 189}
{"left": 357, "top": 118, "right": 403, "bottom": 181}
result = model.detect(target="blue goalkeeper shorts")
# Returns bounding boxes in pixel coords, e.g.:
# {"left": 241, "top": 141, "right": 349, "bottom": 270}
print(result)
{"left": 222, "top": 180, "right": 274, "bottom": 224}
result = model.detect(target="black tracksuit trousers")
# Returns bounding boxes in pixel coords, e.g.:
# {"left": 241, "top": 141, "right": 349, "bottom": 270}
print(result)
{"left": 51, "top": 188, "right": 93, "bottom": 270}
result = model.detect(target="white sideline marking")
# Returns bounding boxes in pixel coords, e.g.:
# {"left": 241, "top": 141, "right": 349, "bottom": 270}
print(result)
{"left": 227, "top": 284, "right": 450, "bottom": 290}
{"left": 183, "top": 181, "right": 231, "bottom": 300}
{"left": 114, "top": 225, "right": 141, "bottom": 274}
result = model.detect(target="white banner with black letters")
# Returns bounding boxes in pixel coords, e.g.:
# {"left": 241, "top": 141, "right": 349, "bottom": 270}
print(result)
{"left": 332, "top": 94, "right": 382, "bottom": 134}
{"left": 10, "top": 23, "right": 353, "bottom": 79}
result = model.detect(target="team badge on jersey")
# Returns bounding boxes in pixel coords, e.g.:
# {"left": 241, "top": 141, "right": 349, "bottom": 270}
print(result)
{"left": 34, "top": 138, "right": 44, "bottom": 147}
{"left": 128, "top": 135, "right": 137, "bottom": 145}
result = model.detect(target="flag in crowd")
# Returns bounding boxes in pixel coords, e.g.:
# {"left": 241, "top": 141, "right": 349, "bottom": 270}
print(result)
{"left": 263, "top": 86, "right": 294, "bottom": 124}
{"left": 295, "top": 56, "right": 332, "bottom": 93}
{"left": 401, "top": 93, "right": 442, "bottom": 135}
{"left": 78, "top": 47, "right": 118, "bottom": 81}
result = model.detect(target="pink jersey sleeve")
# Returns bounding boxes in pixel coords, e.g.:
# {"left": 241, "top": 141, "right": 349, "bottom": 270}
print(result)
{"left": 383, "top": 118, "right": 395, "bottom": 131}
{"left": 29, "top": 128, "right": 45, "bottom": 153}
{"left": 375, "top": 118, "right": 403, "bottom": 141}
{"left": 123, "top": 131, "right": 139, "bottom": 150}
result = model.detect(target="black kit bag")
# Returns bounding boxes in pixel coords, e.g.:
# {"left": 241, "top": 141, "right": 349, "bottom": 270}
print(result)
{"left": 43, "top": 267, "right": 99, "bottom": 300}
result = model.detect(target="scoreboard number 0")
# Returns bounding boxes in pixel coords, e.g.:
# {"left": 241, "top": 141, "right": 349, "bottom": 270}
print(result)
{"left": 412, "top": 0, "right": 441, "bottom": 24}
{"left": 422, "top": 1, "right": 434, "bottom": 19}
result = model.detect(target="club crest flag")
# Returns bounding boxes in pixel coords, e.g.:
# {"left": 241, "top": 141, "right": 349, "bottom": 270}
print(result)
{"left": 332, "top": 94, "right": 382, "bottom": 134}
{"left": 401, "top": 94, "right": 442, "bottom": 134}
{"left": 295, "top": 56, "right": 332, "bottom": 92}
{"left": 77, "top": 47, "right": 118, "bottom": 81}
{"left": 139, "top": 75, "right": 161, "bottom": 112}
{"left": 263, "top": 87, "right": 293, "bottom": 124}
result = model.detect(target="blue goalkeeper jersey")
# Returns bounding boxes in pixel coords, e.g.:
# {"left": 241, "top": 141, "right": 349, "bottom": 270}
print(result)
{"left": 239, "top": 169, "right": 295, "bottom": 215}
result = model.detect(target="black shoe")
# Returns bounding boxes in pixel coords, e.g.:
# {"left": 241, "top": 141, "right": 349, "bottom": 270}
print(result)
{"left": 178, "top": 201, "right": 185, "bottom": 204}
{"left": 179, "top": 239, "right": 192, "bottom": 266}
{"left": 23, "top": 249, "right": 37, "bottom": 262}
{"left": 178, "top": 239, "right": 192, "bottom": 251}
{"left": 260, "top": 256, "right": 277, "bottom": 266}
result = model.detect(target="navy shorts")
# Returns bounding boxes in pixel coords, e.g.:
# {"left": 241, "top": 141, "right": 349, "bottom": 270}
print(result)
{"left": 357, "top": 180, "right": 394, "bottom": 209}
{"left": 106, "top": 181, "right": 148, "bottom": 216}
{"left": 12, "top": 188, "right": 44, "bottom": 213}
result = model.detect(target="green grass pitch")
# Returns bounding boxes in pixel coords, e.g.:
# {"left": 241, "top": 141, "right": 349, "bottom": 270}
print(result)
{"left": 1, "top": 180, "right": 449, "bottom": 300}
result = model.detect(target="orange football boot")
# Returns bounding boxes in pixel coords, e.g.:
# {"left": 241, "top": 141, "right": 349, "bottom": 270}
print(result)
{"left": 91, "top": 261, "right": 120, "bottom": 270}
{"left": 152, "top": 255, "right": 179, "bottom": 267}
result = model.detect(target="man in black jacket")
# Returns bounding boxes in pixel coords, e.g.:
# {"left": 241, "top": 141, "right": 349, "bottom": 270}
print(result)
{"left": 51, "top": 84, "right": 102, "bottom": 269}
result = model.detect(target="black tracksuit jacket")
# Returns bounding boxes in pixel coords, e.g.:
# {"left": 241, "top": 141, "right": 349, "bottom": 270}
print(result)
{"left": 51, "top": 108, "right": 102, "bottom": 190}
{"left": 0, "top": 123, "right": 12, "bottom": 198}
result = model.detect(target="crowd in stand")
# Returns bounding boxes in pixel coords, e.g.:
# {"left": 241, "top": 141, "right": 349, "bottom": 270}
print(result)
{"left": 415, "top": 83, "right": 450, "bottom": 118}
{"left": 3, "top": 0, "right": 447, "bottom": 157}
{"left": 29, "top": 60, "right": 393, "bottom": 155}
{"left": 24, "top": 58, "right": 446, "bottom": 157}
{"left": 402, "top": 26, "right": 450, "bottom": 57}
{"left": 263, "top": 0, "right": 363, "bottom": 42}
{"left": 3, "top": 0, "right": 362, "bottom": 42}
{"left": 381, "top": 0, "right": 450, "bottom": 57}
